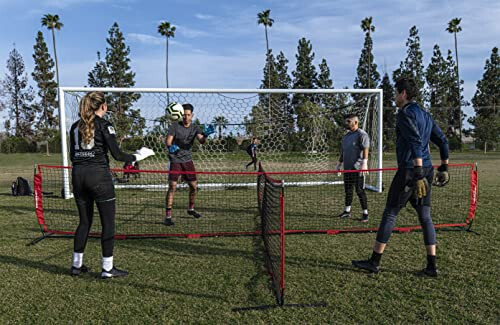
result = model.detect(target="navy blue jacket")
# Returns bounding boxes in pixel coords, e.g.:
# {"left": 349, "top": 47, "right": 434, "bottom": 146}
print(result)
{"left": 395, "top": 102, "right": 449, "bottom": 168}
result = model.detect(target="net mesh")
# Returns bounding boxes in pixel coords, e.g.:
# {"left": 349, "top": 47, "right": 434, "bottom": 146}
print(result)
{"left": 35, "top": 164, "right": 475, "bottom": 237}
{"left": 62, "top": 90, "right": 381, "bottom": 182}
{"left": 258, "top": 166, "right": 285, "bottom": 305}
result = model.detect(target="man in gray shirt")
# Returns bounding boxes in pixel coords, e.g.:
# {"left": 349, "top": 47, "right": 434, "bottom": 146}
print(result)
{"left": 336, "top": 113, "right": 370, "bottom": 222}
{"left": 163, "top": 104, "right": 215, "bottom": 226}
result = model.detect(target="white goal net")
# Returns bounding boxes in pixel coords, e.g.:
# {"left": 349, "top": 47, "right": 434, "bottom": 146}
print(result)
{"left": 58, "top": 88, "right": 383, "bottom": 196}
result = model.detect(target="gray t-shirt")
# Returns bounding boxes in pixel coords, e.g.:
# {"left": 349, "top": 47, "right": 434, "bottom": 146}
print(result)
{"left": 341, "top": 128, "right": 370, "bottom": 170}
{"left": 167, "top": 122, "right": 203, "bottom": 163}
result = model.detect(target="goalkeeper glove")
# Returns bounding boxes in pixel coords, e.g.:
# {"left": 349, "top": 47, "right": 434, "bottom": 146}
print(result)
{"left": 335, "top": 162, "right": 342, "bottom": 176}
{"left": 360, "top": 159, "right": 369, "bottom": 176}
{"left": 168, "top": 144, "right": 180, "bottom": 154}
{"left": 433, "top": 164, "right": 450, "bottom": 187}
{"left": 413, "top": 166, "right": 429, "bottom": 203}
{"left": 203, "top": 124, "right": 215, "bottom": 137}
{"left": 134, "top": 147, "right": 155, "bottom": 162}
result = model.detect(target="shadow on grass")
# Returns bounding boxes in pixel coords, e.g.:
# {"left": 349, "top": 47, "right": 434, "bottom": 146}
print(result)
{"left": 0, "top": 253, "right": 226, "bottom": 301}
{"left": 0, "top": 254, "right": 69, "bottom": 275}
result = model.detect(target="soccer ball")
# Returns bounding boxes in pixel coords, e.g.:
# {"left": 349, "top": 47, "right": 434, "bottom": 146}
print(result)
{"left": 166, "top": 102, "right": 184, "bottom": 121}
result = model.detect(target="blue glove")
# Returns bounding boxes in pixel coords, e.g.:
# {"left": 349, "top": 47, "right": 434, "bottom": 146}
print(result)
{"left": 203, "top": 124, "right": 215, "bottom": 137}
{"left": 169, "top": 144, "right": 180, "bottom": 154}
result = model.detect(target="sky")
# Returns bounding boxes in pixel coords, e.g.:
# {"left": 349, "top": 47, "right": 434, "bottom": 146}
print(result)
{"left": 0, "top": 0, "right": 499, "bottom": 127}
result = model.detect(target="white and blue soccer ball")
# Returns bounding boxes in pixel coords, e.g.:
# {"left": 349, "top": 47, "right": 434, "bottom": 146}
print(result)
{"left": 167, "top": 102, "right": 184, "bottom": 121}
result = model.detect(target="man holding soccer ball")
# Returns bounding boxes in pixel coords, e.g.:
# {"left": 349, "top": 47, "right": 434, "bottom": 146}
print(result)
{"left": 352, "top": 78, "right": 450, "bottom": 277}
{"left": 163, "top": 103, "right": 215, "bottom": 226}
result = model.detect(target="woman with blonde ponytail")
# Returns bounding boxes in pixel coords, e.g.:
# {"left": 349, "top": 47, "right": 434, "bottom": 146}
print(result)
{"left": 69, "top": 91, "right": 154, "bottom": 279}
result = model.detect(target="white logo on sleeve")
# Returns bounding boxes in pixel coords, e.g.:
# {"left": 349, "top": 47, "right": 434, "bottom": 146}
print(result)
{"left": 108, "top": 126, "right": 116, "bottom": 135}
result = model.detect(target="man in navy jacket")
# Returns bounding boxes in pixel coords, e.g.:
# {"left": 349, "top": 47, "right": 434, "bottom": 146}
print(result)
{"left": 352, "top": 77, "right": 450, "bottom": 277}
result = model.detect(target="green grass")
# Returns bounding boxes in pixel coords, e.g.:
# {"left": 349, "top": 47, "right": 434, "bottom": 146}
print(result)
{"left": 0, "top": 151, "right": 498, "bottom": 323}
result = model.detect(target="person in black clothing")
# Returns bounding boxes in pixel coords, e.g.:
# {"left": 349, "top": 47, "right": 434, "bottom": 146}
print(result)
{"left": 69, "top": 91, "right": 154, "bottom": 278}
{"left": 352, "top": 78, "right": 449, "bottom": 277}
{"left": 245, "top": 137, "right": 258, "bottom": 171}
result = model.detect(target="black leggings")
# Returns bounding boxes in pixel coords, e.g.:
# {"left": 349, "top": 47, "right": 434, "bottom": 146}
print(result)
{"left": 72, "top": 166, "right": 116, "bottom": 257}
{"left": 246, "top": 156, "right": 258, "bottom": 171}
{"left": 343, "top": 172, "right": 368, "bottom": 209}
{"left": 376, "top": 168, "right": 436, "bottom": 245}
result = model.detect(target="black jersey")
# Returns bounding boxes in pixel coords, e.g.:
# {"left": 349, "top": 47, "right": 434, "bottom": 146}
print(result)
{"left": 69, "top": 116, "right": 136, "bottom": 167}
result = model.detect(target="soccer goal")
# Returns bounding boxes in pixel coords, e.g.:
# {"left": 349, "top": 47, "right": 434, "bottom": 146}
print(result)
{"left": 58, "top": 87, "right": 383, "bottom": 197}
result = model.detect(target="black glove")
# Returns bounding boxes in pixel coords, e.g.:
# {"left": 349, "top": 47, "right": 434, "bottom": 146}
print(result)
{"left": 433, "top": 164, "right": 450, "bottom": 187}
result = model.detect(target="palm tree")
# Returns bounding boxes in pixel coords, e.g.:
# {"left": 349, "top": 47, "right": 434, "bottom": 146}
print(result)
{"left": 158, "top": 21, "right": 176, "bottom": 89}
{"left": 361, "top": 17, "right": 375, "bottom": 89}
{"left": 211, "top": 116, "right": 229, "bottom": 140}
{"left": 446, "top": 17, "right": 463, "bottom": 150}
{"left": 257, "top": 9, "right": 274, "bottom": 118}
{"left": 41, "top": 14, "right": 63, "bottom": 95}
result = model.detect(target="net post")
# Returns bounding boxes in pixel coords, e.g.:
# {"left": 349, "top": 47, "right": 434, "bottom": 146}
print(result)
{"left": 58, "top": 87, "right": 71, "bottom": 199}
{"left": 377, "top": 89, "right": 383, "bottom": 193}
{"left": 279, "top": 180, "right": 285, "bottom": 306}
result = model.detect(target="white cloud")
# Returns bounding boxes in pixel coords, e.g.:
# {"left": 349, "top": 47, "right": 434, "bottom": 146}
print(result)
{"left": 175, "top": 25, "right": 210, "bottom": 38}
{"left": 41, "top": 0, "right": 108, "bottom": 9}
{"left": 127, "top": 33, "right": 164, "bottom": 46}
{"left": 195, "top": 13, "right": 214, "bottom": 20}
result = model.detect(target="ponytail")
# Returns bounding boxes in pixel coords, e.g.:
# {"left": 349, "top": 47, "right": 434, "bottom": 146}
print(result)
{"left": 78, "top": 92, "right": 106, "bottom": 145}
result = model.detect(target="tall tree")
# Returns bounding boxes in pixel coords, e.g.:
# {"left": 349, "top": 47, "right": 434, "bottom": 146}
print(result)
{"left": 275, "top": 51, "right": 294, "bottom": 148}
{"left": 211, "top": 115, "right": 229, "bottom": 140}
{"left": 257, "top": 9, "right": 274, "bottom": 90}
{"left": 316, "top": 58, "right": 345, "bottom": 149}
{"left": 425, "top": 44, "right": 449, "bottom": 129}
{"left": 41, "top": 14, "right": 63, "bottom": 96}
{"left": 276, "top": 51, "right": 292, "bottom": 122}
{"left": 105, "top": 22, "right": 144, "bottom": 143}
{"left": 258, "top": 50, "right": 280, "bottom": 115}
{"left": 446, "top": 17, "right": 463, "bottom": 149}
{"left": 380, "top": 72, "right": 395, "bottom": 145}
{"left": 157, "top": 21, "right": 176, "bottom": 89}
{"left": 468, "top": 47, "right": 499, "bottom": 152}
{"left": 392, "top": 26, "right": 426, "bottom": 104}
{"left": 87, "top": 51, "right": 108, "bottom": 87}
{"left": 355, "top": 17, "right": 380, "bottom": 90}
{"left": 2, "top": 47, "right": 35, "bottom": 137}
{"left": 292, "top": 37, "right": 317, "bottom": 133}
{"left": 444, "top": 49, "right": 464, "bottom": 141}
{"left": 257, "top": 9, "right": 274, "bottom": 119}
{"left": 32, "top": 31, "right": 58, "bottom": 155}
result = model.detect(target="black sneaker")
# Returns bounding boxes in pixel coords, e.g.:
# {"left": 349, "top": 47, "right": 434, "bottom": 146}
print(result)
{"left": 352, "top": 259, "right": 380, "bottom": 273}
{"left": 101, "top": 267, "right": 129, "bottom": 279}
{"left": 361, "top": 214, "right": 369, "bottom": 223}
{"left": 70, "top": 265, "right": 90, "bottom": 276}
{"left": 187, "top": 209, "right": 202, "bottom": 219}
{"left": 421, "top": 267, "right": 438, "bottom": 277}
{"left": 163, "top": 217, "right": 175, "bottom": 226}
{"left": 337, "top": 211, "right": 351, "bottom": 218}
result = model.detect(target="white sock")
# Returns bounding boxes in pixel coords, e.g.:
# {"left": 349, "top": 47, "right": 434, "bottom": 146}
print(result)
{"left": 102, "top": 256, "right": 113, "bottom": 271}
{"left": 345, "top": 206, "right": 351, "bottom": 213}
{"left": 363, "top": 209, "right": 368, "bottom": 215}
{"left": 72, "top": 252, "right": 83, "bottom": 268}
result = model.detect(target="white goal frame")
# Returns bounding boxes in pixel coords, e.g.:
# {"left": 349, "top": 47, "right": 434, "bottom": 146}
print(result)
{"left": 58, "top": 87, "right": 383, "bottom": 199}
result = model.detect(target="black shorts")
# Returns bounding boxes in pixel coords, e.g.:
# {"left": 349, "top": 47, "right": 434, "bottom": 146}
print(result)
{"left": 169, "top": 161, "right": 197, "bottom": 182}
{"left": 386, "top": 167, "right": 434, "bottom": 208}
{"left": 72, "top": 165, "right": 115, "bottom": 202}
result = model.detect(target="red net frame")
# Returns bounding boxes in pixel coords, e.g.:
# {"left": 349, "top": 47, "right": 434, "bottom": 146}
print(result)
{"left": 34, "top": 163, "right": 477, "bottom": 239}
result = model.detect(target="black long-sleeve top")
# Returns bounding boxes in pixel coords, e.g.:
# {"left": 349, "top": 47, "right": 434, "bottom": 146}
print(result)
{"left": 69, "top": 116, "right": 136, "bottom": 167}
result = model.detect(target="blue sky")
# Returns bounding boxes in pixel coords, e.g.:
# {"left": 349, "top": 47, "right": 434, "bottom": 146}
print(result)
{"left": 0, "top": 0, "right": 498, "bottom": 124}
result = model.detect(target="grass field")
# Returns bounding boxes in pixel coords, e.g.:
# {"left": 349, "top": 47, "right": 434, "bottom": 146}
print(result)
{"left": 0, "top": 152, "right": 498, "bottom": 323}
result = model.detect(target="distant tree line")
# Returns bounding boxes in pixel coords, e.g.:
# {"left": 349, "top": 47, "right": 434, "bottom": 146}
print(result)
{"left": 0, "top": 13, "right": 498, "bottom": 154}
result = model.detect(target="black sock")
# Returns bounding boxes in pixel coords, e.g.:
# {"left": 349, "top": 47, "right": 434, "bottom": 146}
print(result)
{"left": 370, "top": 251, "right": 382, "bottom": 266}
{"left": 427, "top": 255, "right": 436, "bottom": 270}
